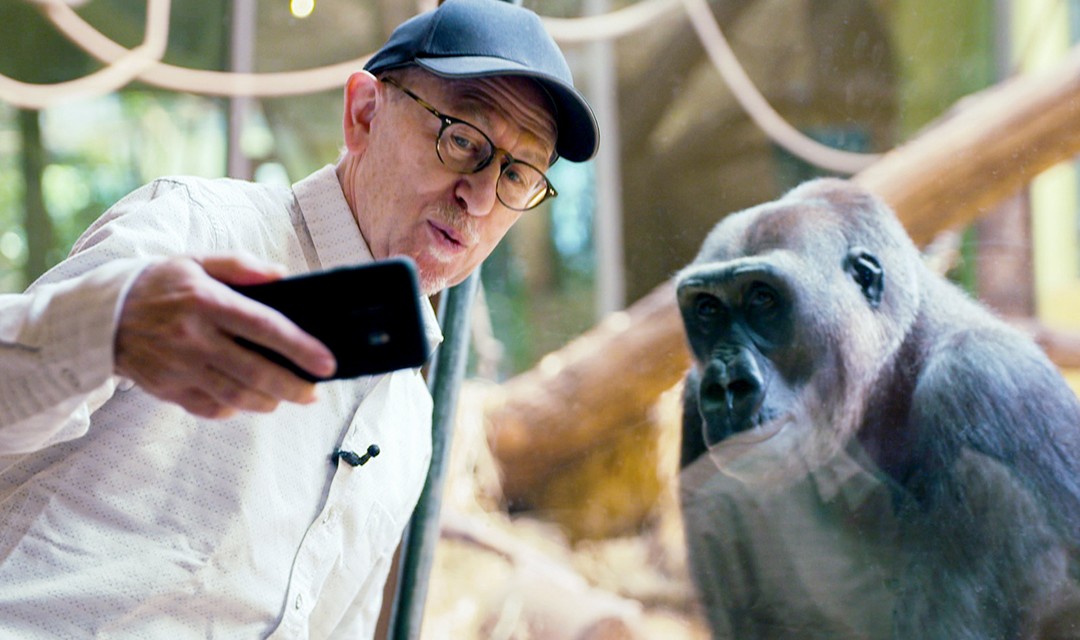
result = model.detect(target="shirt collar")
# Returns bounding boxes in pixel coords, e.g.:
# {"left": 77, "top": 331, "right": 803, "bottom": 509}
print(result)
{"left": 293, "top": 165, "right": 371, "bottom": 270}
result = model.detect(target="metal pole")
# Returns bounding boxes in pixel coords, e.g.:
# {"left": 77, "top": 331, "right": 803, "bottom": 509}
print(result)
{"left": 227, "top": 0, "right": 255, "bottom": 180}
{"left": 388, "top": 270, "right": 480, "bottom": 640}
{"left": 586, "top": 0, "right": 625, "bottom": 316}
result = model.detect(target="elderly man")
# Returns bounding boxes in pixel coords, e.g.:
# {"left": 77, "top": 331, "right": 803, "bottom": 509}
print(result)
{"left": 0, "top": 0, "right": 598, "bottom": 637}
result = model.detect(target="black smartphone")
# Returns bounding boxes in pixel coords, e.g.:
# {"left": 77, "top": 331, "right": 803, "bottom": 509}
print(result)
{"left": 230, "top": 258, "right": 431, "bottom": 382}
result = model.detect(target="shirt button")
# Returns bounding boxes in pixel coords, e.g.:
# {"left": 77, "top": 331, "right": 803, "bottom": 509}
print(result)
{"left": 295, "top": 594, "right": 303, "bottom": 610}
{"left": 323, "top": 508, "right": 335, "bottom": 524}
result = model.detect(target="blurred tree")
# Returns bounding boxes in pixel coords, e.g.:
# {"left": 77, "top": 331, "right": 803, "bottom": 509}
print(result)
{"left": 0, "top": 0, "right": 94, "bottom": 284}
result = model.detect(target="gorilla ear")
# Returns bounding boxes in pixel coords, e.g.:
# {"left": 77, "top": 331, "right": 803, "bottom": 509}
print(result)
{"left": 845, "top": 248, "right": 884, "bottom": 308}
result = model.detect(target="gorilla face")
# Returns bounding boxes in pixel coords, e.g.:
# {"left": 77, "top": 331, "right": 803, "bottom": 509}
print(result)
{"left": 676, "top": 259, "right": 801, "bottom": 448}
{"left": 676, "top": 183, "right": 898, "bottom": 461}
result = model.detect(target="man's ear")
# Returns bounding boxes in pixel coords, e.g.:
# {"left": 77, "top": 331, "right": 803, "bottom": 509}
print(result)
{"left": 342, "top": 71, "right": 380, "bottom": 153}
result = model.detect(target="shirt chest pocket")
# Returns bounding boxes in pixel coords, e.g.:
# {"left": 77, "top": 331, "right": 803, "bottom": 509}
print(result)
{"left": 335, "top": 489, "right": 400, "bottom": 577}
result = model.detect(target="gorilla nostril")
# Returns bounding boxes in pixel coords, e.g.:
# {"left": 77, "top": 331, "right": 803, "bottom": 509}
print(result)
{"left": 701, "top": 381, "right": 727, "bottom": 404}
{"left": 728, "top": 379, "right": 758, "bottom": 397}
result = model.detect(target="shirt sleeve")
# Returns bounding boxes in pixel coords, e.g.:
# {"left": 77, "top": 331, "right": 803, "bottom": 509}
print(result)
{"left": 0, "top": 259, "right": 155, "bottom": 453}
{"left": 0, "top": 178, "right": 216, "bottom": 454}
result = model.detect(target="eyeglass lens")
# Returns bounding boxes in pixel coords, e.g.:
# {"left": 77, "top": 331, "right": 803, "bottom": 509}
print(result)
{"left": 437, "top": 123, "right": 551, "bottom": 211}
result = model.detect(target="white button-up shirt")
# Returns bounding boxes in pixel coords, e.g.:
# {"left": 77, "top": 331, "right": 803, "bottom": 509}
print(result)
{"left": 0, "top": 166, "right": 442, "bottom": 639}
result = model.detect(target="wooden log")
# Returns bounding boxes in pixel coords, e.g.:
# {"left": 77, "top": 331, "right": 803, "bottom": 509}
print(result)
{"left": 484, "top": 281, "right": 691, "bottom": 501}
{"left": 485, "top": 44, "right": 1080, "bottom": 501}
{"left": 855, "top": 44, "right": 1080, "bottom": 245}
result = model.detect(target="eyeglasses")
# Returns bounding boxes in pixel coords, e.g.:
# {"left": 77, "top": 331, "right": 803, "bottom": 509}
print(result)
{"left": 382, "top": 77, "right": 558, "bottom": 212}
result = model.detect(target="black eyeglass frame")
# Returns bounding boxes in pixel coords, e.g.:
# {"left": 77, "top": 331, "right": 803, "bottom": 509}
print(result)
{"left": 381, "top": 76, "right": 558, "bottom": 212}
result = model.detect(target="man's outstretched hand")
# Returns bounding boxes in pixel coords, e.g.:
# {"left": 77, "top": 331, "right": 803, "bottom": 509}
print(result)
{"left": 115, "top": 255, "right": 337, "bottom": 419}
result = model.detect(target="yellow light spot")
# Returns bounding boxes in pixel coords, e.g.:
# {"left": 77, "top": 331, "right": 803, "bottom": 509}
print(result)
{"left": 290, "top": 0, "right": 314, "bottom": 18}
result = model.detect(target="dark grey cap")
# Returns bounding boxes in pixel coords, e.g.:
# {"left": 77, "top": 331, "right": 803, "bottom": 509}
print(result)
{"left": 364, "top": 0, "right": 599, "bottom": 162}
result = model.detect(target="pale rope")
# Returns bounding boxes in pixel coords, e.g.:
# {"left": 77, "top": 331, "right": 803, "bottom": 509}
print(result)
{"left": 2, "top": 0, "right": 881, "bottom": 173}
{"left": 28, "top": 0, "right": 676, "bottom": 95}
{"left": 13, "top": 0, "right": 373, "bottom": 100}
{"left": 0, "top": 0, "right": 169, "bottom": 110}
{"left": 539, "top": 0, "right": 682, "bottom": 43}
{"left": 681, "top": 0, "right": 880, "bottom": 173}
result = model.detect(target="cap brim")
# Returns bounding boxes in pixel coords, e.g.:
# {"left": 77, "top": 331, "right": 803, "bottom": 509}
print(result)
{"left": 416, "top": 56, "right": 599, "bottom": 163}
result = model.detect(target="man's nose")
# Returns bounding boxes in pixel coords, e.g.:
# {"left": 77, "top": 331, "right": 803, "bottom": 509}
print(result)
{"left": 454, "top": 162, "right": 500, "bottom": 216}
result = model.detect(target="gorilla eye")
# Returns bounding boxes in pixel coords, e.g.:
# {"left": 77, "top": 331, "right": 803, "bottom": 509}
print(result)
{"left": 746, "top": 283, "right": 778, "bottom": 309}
{"left": 694, "top": 294, "right": 722, "bottom": 318}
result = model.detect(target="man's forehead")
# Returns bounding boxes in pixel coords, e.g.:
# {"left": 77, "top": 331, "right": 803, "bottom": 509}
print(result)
{"left": 425, "top": 74, "right": 558, "bottom": 161}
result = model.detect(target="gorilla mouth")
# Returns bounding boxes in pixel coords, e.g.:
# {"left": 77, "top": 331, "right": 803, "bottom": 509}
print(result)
{"left": 701, "top": 405, "right": 782, "bottom": 449}
{"left": 703, "top": 410, "right": 791, "bottom": 473}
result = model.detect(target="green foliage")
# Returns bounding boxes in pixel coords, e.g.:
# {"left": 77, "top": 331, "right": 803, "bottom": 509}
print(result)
{"left": 888, "top": 0, "right": 997, "bottom": 136}
{"left": 0, "top": 102, "right": 23, "bottom": 291}
{"left": 0, "top": 0, "right": 95, "bottom": 84}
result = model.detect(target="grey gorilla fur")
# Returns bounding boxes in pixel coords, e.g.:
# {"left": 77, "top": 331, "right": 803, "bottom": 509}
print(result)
{"left": 676, "top": 178, "right": 1080, "bottom": 639}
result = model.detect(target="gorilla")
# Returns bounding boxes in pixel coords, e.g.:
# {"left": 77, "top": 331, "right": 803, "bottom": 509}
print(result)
{"left": 676, "top": 178, "right": 1080, "bottom": 639}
